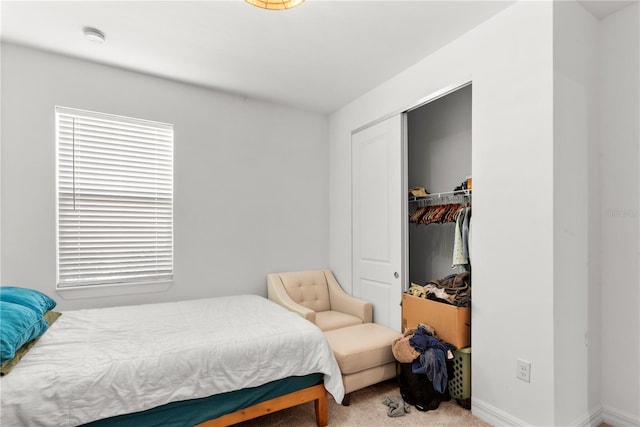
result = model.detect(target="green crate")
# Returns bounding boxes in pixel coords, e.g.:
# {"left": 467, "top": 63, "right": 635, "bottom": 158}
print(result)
{"left": 449, "top": 347, "right": 471, "bottom": 400}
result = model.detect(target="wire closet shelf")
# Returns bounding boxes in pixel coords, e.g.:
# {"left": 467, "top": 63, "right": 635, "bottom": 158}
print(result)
{"left": 409, "top": 189, "right": 472, "bottom": 207}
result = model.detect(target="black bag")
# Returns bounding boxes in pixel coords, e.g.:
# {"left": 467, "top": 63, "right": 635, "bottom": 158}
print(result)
{"left": 397, "top": 362, "right": 450, "bottom": 411}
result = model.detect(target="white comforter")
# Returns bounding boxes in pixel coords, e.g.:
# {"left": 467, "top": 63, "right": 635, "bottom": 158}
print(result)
{"left": 0, "top": 295, "right": 344, "bottom": 426}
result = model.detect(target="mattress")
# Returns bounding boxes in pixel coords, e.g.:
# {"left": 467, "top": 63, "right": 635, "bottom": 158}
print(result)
{"left": 0, "top": 294, "right": 344, "bottom": 426}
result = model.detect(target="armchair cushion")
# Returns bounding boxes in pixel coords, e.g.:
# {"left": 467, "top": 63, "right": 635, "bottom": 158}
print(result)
{"left": 315, "top": 311, "right": 363, "bottom": 332}
{"left": 267, "top": 274, "right": 316, "bottom": 323}
{"left": 278, "top": 271, "right": 331, "bottom": 313}
{"left": 267, "top": 269, "right": 372, "bottom": 331}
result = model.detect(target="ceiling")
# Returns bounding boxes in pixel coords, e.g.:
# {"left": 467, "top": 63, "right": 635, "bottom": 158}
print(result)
{"left": 0, "top": 0, "right": 515, "bottom": 113}
{"left": 0, "top": 1, "right": 635, "bottom": 114}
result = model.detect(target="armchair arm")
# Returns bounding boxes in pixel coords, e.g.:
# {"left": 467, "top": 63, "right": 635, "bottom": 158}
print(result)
{"left": 267, "top": 273, "right": 316, "bottom": 323}
{"left": 323, "top": 270, "right": 373, "bottom": 323}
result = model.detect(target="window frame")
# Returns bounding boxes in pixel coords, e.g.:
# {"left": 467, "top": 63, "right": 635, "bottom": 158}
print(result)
{"left": 54, "top": 106, "right": 174, "bottom": 299}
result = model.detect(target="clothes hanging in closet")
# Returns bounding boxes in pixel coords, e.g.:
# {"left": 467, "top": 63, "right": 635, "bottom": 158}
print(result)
{"left": 408, "top": 193, "right": 472, "bottom": 271}
{"left": 409, "top": 203, "right": 461, "bottom": 225}
{"left": 452, "top": 206, "right": 471, "bottom": 271}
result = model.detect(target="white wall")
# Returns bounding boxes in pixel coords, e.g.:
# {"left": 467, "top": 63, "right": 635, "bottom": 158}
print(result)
{"left": 599, "top": 3, "right": 640, "bottom": 425}
{"left": 552, "top": 2, "right": 600, "bottom": 424}
{"left": 330, "top": 2, "right": 557, "bottom": 425}
{"left": 1, "top": 43, "right": 330, "bottom": 311}
{"left": 331, "top": 1, "right": 640, "bottom": 424}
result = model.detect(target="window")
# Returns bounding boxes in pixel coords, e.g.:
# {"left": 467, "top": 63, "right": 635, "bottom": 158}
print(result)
{"left": 56, "top": 107, "right": 173, "bottom": 291}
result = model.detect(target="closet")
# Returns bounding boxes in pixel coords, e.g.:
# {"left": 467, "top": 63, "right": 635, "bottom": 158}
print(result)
{"left": 402, "top": 84, "right": 473, "bottom": 406}
{"left": 406, "top": 84, "right": 472, "bottom": 285}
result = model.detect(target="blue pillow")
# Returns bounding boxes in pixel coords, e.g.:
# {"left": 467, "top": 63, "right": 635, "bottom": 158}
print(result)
{"left": 0, "top": 301, "right": 50, "bottom": 363}
{"left": 0, "top": 286, "right": 56, "bottom": 317}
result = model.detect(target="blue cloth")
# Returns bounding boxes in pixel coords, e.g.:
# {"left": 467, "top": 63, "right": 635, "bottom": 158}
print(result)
{"left": 0, "top": 286, "right": 57, "bottom": 317}
{"left": 411, "top": 348, "right": 434, "bottom": 375}
{"left": 408, "top": 328, "right": 451, "bottom": 355}
{"left": 0, "top": 301, "right": 49, "bottom": 363}
{"left": 408, "top": 329, "right": 454, "bottom": 393}
{"left": 411, "top": 349, "right": 447, "bottom": 393}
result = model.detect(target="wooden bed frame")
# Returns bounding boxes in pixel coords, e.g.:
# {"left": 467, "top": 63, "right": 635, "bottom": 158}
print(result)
{"left": 196, "top": 383, "right": 328, "bottom": 427}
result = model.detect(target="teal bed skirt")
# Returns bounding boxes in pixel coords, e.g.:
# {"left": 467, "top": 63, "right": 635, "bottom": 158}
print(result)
{"left": 82, "top": 373, "right": 323, "bottom": 427}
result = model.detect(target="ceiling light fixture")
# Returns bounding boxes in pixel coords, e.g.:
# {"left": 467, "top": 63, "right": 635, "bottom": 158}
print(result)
{"left": 83, "top": 27, "right": 105, "bottom": 44}
{"left": 245, "top": 0, "right": 305, "bottom": 10}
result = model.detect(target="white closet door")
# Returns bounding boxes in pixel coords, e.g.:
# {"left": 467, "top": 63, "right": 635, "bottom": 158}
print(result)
{"left": 352, "top": 114, "right": 403, "bottom": 331}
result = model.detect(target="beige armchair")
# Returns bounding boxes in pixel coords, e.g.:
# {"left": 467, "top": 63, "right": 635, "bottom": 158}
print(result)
{"left": 268, "top": 269, "right": 401, "bottom": 404}
{"left": 267, "top": 269, "right": 372, "bottom": 332}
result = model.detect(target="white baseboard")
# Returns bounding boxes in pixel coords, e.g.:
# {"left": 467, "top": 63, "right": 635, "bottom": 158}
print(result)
{"left": 471, "top": 400, "right": 639, "bottom": 427}
{"left": 472, "top": 397, "right": 529, "bottom": 426}
{"left": 571, "top": 406, "right": 604, "bottom": 427}
{"left": 602, "top": 405, "right": 640, "bottom": 427}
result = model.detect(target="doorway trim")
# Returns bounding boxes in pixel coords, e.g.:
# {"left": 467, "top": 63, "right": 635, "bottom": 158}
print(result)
{"left": 351, "top": 79, "right": 472, "bottom": 136}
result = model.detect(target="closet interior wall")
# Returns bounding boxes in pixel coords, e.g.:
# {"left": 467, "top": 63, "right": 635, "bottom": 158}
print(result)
{"left": 407, "top": 84, "right": 472, "bottom": 285}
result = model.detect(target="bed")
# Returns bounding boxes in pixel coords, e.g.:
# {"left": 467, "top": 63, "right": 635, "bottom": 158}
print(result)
{"left": 0, "top": 294, "right": 344, "bottom": 426}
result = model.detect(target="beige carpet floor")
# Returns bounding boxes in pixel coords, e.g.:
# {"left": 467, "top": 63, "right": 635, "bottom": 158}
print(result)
{"left": 234, "top": 379, "right": 490, "bottom": 427}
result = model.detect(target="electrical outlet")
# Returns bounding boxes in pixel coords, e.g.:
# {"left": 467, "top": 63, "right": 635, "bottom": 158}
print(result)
{"left": 517, "top": 359, "right": 531, "bottom": 382}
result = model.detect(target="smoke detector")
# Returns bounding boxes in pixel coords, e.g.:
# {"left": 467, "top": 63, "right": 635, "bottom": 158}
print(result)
{"left": 83, "top": 27, "right": 105, "bottom": 44}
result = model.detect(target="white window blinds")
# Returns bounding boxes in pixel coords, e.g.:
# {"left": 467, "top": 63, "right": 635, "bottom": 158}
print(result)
{"left": 56, "top": 107, "right": 173, "bottom": 289}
